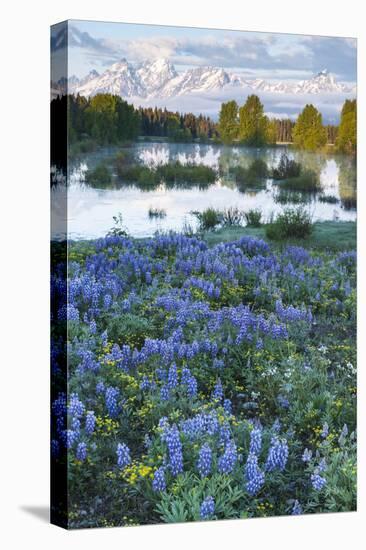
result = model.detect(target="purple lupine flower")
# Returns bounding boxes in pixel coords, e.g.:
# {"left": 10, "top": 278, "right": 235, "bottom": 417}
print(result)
{"left": 117, "top": 443, "right": 131, "bottom": 469}
{"left": 200, "top": 496, "right": 215, "bottom": 519}
{"left": 152, "top": 467, "right": 166, "bottom": 492}
{"left": 197, "top": 443, "right": 212, "bottom": 478}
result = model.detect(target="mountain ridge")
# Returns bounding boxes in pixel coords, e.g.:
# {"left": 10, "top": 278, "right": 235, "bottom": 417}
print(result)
{"left": 64, "top": 59, "right": 356, "bottom": 100}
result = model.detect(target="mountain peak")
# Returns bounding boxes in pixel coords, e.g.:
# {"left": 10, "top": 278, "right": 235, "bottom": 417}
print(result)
{"left": 68, "top": 59, "right": 355, "bottom": 100}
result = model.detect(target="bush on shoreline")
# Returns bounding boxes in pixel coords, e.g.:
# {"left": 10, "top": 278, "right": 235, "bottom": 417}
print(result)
{"left": 115, "top": 158, "right": 217, "bottom": 189}
{"left": 266, "top": 207, "right": 313, "bottom": 240}
{"left": 244, "top": 209, "right": 262, "bottom": 227}
{"left": 85, "top": 163, "right": 111, "bottom": 186}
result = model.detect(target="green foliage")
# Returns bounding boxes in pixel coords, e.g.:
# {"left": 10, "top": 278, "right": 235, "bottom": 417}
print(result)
{"left": 107, "top": 213, "right": 128, "bottom": 237}
{"left": 244, "top": 209, "right": 262, "bottom": 227}
{"left": 106, "top": 313, "right": 157, "bottom": 347}
{"left": 116, "top": 159, "right": 217, "bottom": 189}
{"left": 292, "top": 104, "right": 327, "bottom": 151}
{"left": 238, "top": 95, "right": 270, "bottom": 146}
{"left": 156, "top": 162, "right": 217, "bottom": 185}
{"left": 192, "top": 208, "right": 222, "bottom": 231}
{"left": 218, "top": 100, "right": 239, "bottom": 143}
{"left": 155, "top": 474, "right": 245, "bottom": 523}
{"left": 266, "top": 207, "right": 313, "bottom": 240}
{"left": 272, "top": 154, "right": 301, "bottom": 179}
{"left": 139, "top": 106, "right": 217, "bottom": 141}
{"left": 336, "top": 99, "right": 357, "bottom": 155}
{"left": 85, "top": 163, "right": 111, "bottom": 186}
{"left": 67, "top": 93, "right": 140, "bottom": 146}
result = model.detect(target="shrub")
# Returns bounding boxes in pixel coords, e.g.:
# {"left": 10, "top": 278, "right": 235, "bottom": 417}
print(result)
{"left": 156, "top": 162, "right": 217, "bottom": 185}
{"left": 85, "top": 163, "right": 111, "bottom": 186}
{"left": 192, "top": 208, "right": 222, "bottom": 231}
{"left": 107, "top": 313, "right": 156, "bottom": 347}
{"left": 244, "top": 209, "right": 262, "bottom": 227}
{"left": 247, "top": 158, "right": 269, "bottom": 179}
{"left": 221, "top": 207, "right": 244, "bottom": 226}
{"left": 116, "top": 160, "right": 217, "bottom": 189}
{"left": 265, "top": 207, "right": 313, "bottom": 240}
{"left": 272, "top": 154, "right": 301, "bottom": 179}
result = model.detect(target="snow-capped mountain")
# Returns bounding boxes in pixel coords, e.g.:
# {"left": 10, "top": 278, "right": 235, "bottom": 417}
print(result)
{"left": 74, "top": 59, "right": 146, "bottom": 97}
{"left": 293, "top": 70, "right": 351, "bottom": 94}
{"left": 158, "top": 66, "right": 231, "bottom": 98}
{"left": 136, "top": 58, "right": 177, "bottom": 93}
{"left": 65, "top": 59, "right": 356, "bottom": 100}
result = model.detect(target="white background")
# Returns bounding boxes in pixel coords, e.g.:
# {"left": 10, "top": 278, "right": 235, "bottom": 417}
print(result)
{"left": 0, "top": 1, "right": 364, "bottom": 548}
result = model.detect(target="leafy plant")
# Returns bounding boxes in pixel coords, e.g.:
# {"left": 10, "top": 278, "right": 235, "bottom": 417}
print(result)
{"left": 244, "top": 209, "right": 262, "bottom": 227}
{"left": 85, "top": 163, "right": 111, "bottom": 186}
{"left": 192, "top": 208, "right": 222, "bottom": 231}
{"left": 266, "top": 207, "right": 313, "bottom": 239}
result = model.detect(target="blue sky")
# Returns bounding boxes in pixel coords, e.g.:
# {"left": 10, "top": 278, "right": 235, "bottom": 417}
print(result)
{"left": 52, "top": 19, "right": 357, "bottom": 83}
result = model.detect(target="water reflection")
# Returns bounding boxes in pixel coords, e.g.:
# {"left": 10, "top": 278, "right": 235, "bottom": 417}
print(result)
{"left": 53, "top": 141, "right": 356, "bottom": 239}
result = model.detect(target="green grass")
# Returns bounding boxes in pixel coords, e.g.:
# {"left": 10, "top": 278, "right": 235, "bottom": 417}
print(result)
{"left": 203, "top": 221, "right": 356, "bottom": 251}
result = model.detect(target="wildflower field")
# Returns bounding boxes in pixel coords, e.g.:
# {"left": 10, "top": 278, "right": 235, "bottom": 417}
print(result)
{"left": 51, "top": 231, "right": 356, "bottom": 528}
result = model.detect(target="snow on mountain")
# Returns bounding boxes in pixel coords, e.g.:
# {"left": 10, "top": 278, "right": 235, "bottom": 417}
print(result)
{"left": 157, "top": 66, "right": 231, "bottom": 98}
{"left": 75, "top": 59, "right": 146, "bottom": 98}
{"left": 68, "top": 59, "right": 356, "bottom": 100}
{"left": 136, "top": 58, "right": 177, "bottom": 93}
{"left": 293, "top": 69, "right": 352, "bottom": 94}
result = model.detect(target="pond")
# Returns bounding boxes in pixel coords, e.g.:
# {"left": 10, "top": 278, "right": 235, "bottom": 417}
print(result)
{"left": 52, "top": 141, "right": 357, "bottom": 239}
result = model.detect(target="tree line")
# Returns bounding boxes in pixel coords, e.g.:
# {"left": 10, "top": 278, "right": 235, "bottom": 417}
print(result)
{"left": 218, "top": 95, "right": 356, "bottom": 153}
{"left": 139, "top": 107, "right": 217, "bottom": 141}
{"left": 59, "top": 92, "right": 356, "bottom": 154}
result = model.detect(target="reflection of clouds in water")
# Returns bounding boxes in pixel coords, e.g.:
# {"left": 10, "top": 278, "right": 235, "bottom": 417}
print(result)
{"left": 137, "top": 145, "right": 170, "bottom": 167}
{"left": 136, "top": 142, "right": 221, "bottom": 168}
{"left": 65, "top": 142, "right": 356, "bottom": 239}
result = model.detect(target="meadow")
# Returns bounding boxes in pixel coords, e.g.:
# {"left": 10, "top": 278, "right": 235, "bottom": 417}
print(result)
{"left": 51, "top": 226, "right": 356, "bottom": 528}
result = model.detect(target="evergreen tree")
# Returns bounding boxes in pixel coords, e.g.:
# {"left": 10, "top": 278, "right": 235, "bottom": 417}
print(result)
{"left": 336, "top": 99, "right": 357, "bottom": 154}
{"left": 266, "top": 118, "right": 277, "bottom": 145}
{"left": 238, "top": 95, "right": 269, "bottom": 146}
{"left": 292, "top": 104, "right": 327, "bottom": 150}
{"left": 218, "top": 100, "right": 239, "bottom": 143}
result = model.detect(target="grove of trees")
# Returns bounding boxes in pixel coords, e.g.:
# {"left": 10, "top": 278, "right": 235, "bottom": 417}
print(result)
{"left": 58, "top": 92, "right": 356, "bottom": 153}
{"left": 336, "top": 99, "right": 357, "bottom": 155}
{"left": 292, "top": 104, "right": 327, "bottom": 151}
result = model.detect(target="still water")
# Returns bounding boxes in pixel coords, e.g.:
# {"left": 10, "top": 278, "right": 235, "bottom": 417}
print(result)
{"left": 52, "top": 142, "right": 357, "bottom": 240}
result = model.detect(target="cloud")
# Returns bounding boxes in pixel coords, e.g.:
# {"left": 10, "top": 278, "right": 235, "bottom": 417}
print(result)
{"left": 67, "top": 23, "right": 356, "bottom": 83}
{"left": 298, "top": 36, "right": 357, "bottom": 80}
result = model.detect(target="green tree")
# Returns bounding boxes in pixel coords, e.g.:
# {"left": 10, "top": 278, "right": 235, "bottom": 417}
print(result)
{"left": 238, "top": 95, "right": 269, "bottom": 146}
{"left": 266, "top": 118, "right": 277, "bottom": 145}
{"left": 336, "top": 99, "right": 357, "bottom": 155}
{"left": 218, "top": 100, "right": 239, "bottom": 143}
{"left": 292, "top": 104, "right": 327, "bottom": 150}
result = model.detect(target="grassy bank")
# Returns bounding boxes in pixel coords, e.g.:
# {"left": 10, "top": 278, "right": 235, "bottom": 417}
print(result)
{"left": 203, "top": 221, "right": 356, "bottom": 251}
